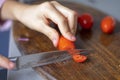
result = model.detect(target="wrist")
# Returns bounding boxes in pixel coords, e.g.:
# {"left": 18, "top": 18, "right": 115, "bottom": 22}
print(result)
{"left": 12, "top": 2, "right": 31, "bottom": 22}
{"left": 1, "top": 0, "right": 30, "bottom": 21}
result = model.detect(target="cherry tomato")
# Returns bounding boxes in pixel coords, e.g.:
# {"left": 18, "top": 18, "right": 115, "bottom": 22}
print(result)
{"left": 101, "top": 16, "right": 115, "bottom": 34}
{"left": 57, "top": 36, "right": 75, "bottom": 50}
{"left": 57, "top": 36, "right": 87, "bottom": 63}
{"left": 72, "top": 54, "right": 87, "bottom": 63}
{"left": 78, "top": 13, "right": 94, "bottom": 30}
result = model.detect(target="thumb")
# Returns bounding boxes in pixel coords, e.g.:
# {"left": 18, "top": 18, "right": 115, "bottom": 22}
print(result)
{"left": 0, "top": 54, "right": 15, "bottom": 70}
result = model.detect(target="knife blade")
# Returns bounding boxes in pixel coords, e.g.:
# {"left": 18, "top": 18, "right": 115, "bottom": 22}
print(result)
{"left": 0, "top": 49, "right": 92, "bottom": 70}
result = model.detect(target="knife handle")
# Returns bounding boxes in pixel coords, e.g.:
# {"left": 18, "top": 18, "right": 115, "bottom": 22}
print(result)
{"left": 9, "top": 57, "right": 18, "bottom": 63}
{"left": 0, "top": 57, "right": 17, "bottom": 70}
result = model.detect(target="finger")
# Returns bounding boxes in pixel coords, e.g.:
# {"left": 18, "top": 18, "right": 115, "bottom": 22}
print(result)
{"left": 42, "top": 2, "right": 75, "bottom": 41}
{"left": 68, "top": 12, "right": 78, "bottom": 35}
{"left": 0, "top": 55, "right": 15, "bottom": 70}
{"left": 25, "top": 16, "right": 59, "bottom": 47}
{"left": 33, "top": 20, "right": 59, "bottom": 47}
{"left": 42, "top": 23, "right": 59, "bottom": 47}
{"left": 51, "top": 1, "right": 78, "bottom": 35}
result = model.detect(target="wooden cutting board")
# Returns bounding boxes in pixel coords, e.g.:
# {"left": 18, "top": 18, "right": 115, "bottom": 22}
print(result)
{"left": 12, "top": 1, "right": 120, "bottom": 80}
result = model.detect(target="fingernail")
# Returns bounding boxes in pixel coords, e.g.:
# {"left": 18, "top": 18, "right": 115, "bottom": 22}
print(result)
{"left": 8, "top": 62, "right": 15, "bottom": 70}
{"left": 71, "top": 35, "right": 76, "bottom": 41}
{"left": 67, "top": 32, "right": 76, "bottom": 41}
{"left": 53, "top": 38, "right": 58, "bottom": 47}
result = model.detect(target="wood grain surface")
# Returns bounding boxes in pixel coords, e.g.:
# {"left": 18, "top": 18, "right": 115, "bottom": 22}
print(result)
{"left": 12, "top": 1, "right": 120, "bottom": 80}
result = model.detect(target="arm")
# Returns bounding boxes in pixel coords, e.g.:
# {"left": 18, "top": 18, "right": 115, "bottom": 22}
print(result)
{"left": 1, "top": 0, "right": 29, "bottom": 20}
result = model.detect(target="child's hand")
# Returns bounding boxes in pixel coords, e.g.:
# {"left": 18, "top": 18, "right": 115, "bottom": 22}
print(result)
{"left": 0, "top": 54, "right": 14, "bottom": 70}
{"left": 1, "top": 1, "right": 77, "bottom": 46}
{"left": 0, "top": 1, "right": 77, "bottom": 70}
{"left": 16, "top": 1, "right": 77, "bottom": 46}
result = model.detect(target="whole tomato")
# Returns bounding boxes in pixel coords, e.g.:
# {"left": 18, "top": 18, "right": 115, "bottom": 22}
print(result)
{"left": 78, "top": 13, "right": 94, "bottom": 30}
{"left": 101, "top": 16, "right": 115, "bottom": 34}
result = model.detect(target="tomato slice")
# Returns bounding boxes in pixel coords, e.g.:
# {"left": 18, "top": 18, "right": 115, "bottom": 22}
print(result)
{"left": 72, "top": 54, "right": 87, "bottom": 63}
{"left": 57, "top": 36, "right": 87, "bottom": 63}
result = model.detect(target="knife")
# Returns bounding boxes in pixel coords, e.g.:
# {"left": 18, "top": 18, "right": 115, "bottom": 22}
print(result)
{"left": 0, "top": 49, "right": 92, "bottom": 70}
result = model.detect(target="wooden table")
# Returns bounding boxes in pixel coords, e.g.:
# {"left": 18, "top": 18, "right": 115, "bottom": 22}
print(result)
{"left": 12, "top": 1, "right": 120, "bottom": 80}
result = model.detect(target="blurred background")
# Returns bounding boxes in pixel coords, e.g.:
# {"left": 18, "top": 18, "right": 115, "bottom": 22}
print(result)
{"left": 0, "top": 0, "right": 120, "bottom": 80}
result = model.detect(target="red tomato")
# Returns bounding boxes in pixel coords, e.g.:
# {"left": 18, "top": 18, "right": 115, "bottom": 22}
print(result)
{"left": 78, "top": 13, "right": 93, "bottom": 30}
{"left": 57, "top": 36, "right": 75, "bottom": 50}
{"left": 72, "top": 54, "right": 87, "bottom": 63}
{"left": 101, "top": 16, "right": 115, "bottom": 34}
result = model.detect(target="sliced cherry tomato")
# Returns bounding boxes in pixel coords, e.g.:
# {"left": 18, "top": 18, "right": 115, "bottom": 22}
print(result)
{"left": 72, "top": 54, "right": 87, "bottom": 63}
{"left": 101, "top": 16, "right": 115, "bottom": 34}
{"left": 78, "top": 13, "right": 93, "bottom": 30}
{"left": 57, "top": 36, "right": 75, "bottom": 50}
{"left": 57, "top": 36, "right": 87, "bottom": 63}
